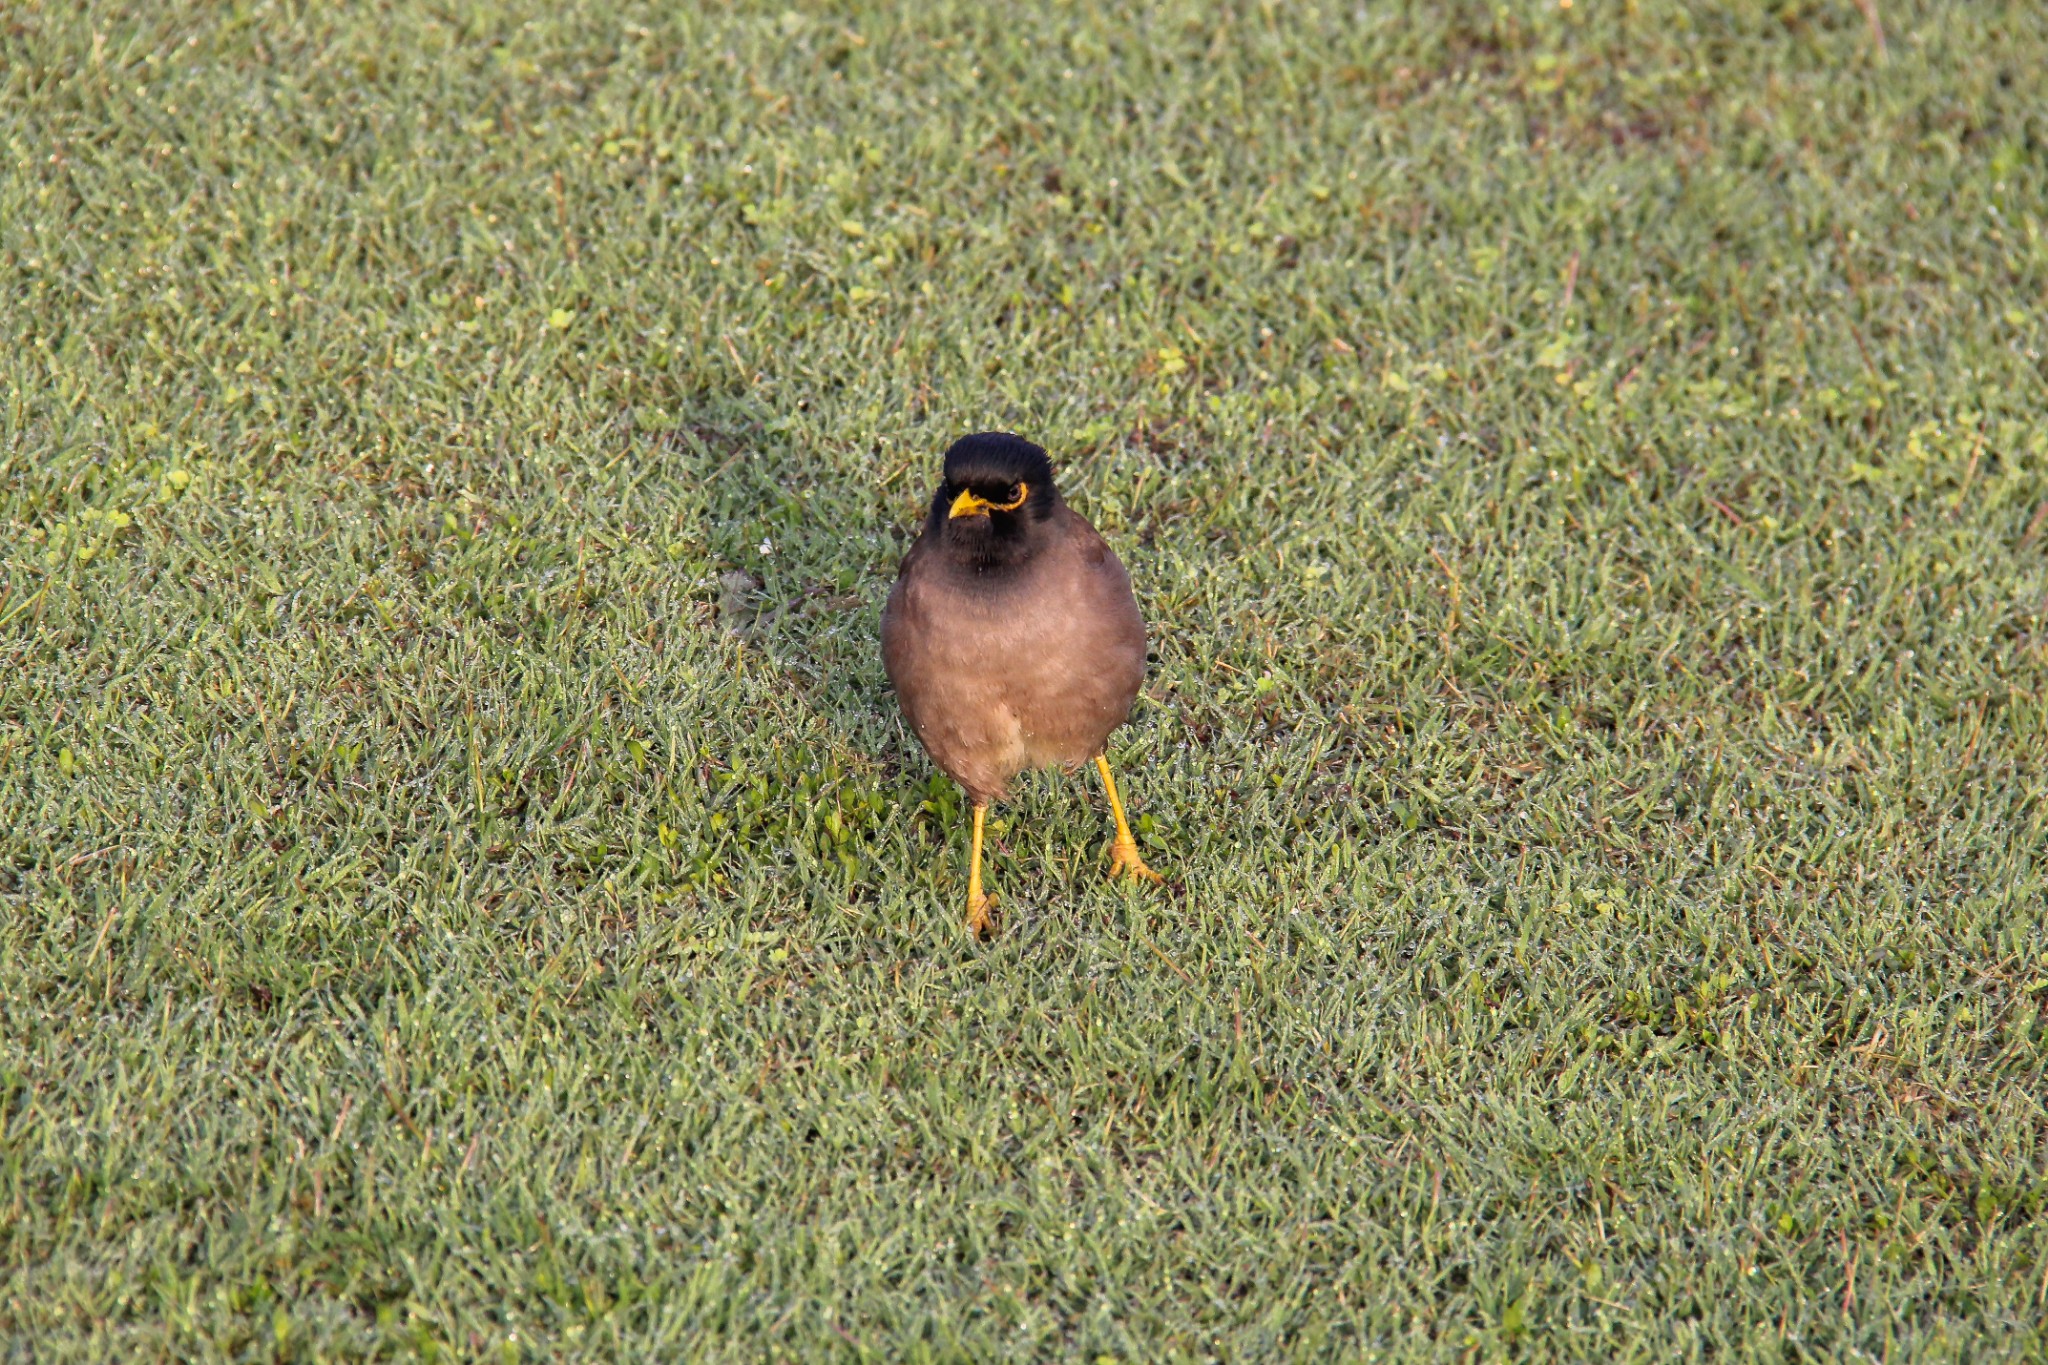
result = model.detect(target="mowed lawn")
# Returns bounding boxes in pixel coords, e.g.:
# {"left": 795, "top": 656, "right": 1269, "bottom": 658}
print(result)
{"left": 4, "top": 0, "right": 2046, "bottom": 1358}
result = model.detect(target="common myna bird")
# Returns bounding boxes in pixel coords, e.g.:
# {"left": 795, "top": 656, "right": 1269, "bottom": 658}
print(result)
{"left": 882, "top": 432, "right": 1163, "bottom": 938}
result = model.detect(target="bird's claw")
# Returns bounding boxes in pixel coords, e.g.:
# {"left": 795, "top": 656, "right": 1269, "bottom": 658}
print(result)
{"left": 1108, "top": 839, "right": 1165, "bottom": 885}
{"left": 966, "top": 893, "right": 999, "bottom": 939}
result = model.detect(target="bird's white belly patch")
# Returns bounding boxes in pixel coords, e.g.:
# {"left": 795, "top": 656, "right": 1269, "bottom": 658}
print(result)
{"left": 989, "top": 704, "right": 1032, "bottom": 771}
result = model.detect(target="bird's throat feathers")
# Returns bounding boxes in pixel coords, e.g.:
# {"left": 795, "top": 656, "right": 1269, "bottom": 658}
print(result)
{"left": 928, "top": 507, "right": 1049, "bottom": 578}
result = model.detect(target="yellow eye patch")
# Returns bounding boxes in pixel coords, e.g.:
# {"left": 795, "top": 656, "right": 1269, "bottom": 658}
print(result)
{"left": 948, "top": 482, "right": 1029, "bottom": 519}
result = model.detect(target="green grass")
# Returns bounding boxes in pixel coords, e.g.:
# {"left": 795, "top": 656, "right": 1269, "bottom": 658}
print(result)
{"left": 4, "top": 0, "right": 2046, "bottom": 1358}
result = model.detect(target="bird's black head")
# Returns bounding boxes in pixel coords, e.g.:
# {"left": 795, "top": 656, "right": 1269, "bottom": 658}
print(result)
{"left": 924, "top": 432, "right": 1062, "bottom": 573}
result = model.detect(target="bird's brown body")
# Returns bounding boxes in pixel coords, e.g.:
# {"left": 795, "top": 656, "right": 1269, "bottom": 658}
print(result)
{"left": 882, "top": 504, "right": 1145, "bottom": 805}
{"left": 881, "top": 432, "right": 1163, "bottom": 936}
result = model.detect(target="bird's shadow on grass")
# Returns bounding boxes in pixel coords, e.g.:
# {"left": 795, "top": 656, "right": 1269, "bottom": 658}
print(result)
{"left": 665, "top": 413, "right": 906, "bottom": 736}
{"left": 659, "top": 413, "right": 966, "bottom": 898}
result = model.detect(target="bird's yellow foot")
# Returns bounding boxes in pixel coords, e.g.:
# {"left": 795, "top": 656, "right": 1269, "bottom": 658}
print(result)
{"left": 964, "top": 805, "right": 999, "bottom": 938}
{"left": 1096, "top": 758, "right": 1164, "bottom": 885}
{"left": 1108, "top": 838, "right": 1164, "bottom": 885}
{"left": 966, "top": 892, "right": 998, "bottom": 939}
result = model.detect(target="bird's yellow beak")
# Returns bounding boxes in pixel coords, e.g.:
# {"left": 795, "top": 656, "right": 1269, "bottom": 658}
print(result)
{"left": 948, "top": 483, "right": 1029, "bottom": 519}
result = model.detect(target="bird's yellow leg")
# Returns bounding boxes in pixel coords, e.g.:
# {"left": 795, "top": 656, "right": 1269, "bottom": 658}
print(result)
{"left": 1096, "top": 755, "right": 1164, "bottom": 884}
{"left": 965, "top": 803, "right": 997, "bottom": 937}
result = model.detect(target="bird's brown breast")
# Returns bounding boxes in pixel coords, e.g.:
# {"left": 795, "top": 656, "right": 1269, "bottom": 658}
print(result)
{"left": 882, "top": 506, "right": 1146, "bottom": 805}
